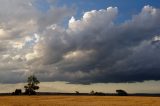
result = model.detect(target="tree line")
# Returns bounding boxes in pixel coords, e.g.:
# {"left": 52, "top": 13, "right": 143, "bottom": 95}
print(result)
{"left": 12, "top": 75, "right": 128, "bottom": 96}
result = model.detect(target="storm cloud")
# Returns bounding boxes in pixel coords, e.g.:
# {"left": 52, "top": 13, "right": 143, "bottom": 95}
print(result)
{"left": 0, "top": 1, "right": 160, "bottom": 84}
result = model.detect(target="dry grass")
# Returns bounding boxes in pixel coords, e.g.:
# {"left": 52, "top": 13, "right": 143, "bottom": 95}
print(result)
{"left": 0, "top": 96, "right": 159, "bottom": 106}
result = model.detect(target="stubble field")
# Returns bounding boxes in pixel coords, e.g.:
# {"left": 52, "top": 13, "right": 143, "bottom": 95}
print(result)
{"left": 0, "top": 96, "right": 159, "bottom": 106}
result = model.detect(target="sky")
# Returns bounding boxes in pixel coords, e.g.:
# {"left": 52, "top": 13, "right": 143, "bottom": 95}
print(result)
{"left": 0, "top": 0, "right": 160, "bottom": 93}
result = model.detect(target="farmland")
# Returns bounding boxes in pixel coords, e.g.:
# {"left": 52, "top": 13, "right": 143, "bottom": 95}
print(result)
{"left": 0, "top": 96, "right": 159, "bottom": 106}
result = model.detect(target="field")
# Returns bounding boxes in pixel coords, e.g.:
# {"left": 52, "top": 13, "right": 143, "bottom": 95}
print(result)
{"left": 0, "top": 96, "right": 159, "bottom": 106}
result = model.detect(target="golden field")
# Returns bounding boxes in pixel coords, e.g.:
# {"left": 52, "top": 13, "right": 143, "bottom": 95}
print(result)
{"left": 0, "top": 96, "right": 159, "bottom": 106}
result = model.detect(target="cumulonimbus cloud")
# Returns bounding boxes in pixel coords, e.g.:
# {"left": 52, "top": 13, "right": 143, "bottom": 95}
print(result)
{"left": 0, "top": 2, "right": 160, "bottom": 84}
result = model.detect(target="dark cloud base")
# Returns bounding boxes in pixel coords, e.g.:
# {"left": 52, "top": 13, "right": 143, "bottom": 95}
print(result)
{"left": 0, "top": 2, "right": 160, "bottom": 84}
{"left": 36, "top": 5, "right": 160, "bottom": 84}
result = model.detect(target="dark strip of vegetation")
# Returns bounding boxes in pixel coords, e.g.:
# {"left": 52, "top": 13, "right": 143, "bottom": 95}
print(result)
{"left": 3, "top": 75, "right": 160, "bottom": 97}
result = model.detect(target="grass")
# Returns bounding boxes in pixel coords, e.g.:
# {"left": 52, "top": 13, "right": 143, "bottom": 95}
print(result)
{"left": 0, "top": 96, "right": 159, "bottom": 106}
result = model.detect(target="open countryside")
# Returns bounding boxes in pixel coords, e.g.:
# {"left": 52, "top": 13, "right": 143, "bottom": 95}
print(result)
{"left": 0, "top": 0, "right": 160, "bottom": 106}
{"left": 0, "top": 96, "right": 159, "bottom": 106}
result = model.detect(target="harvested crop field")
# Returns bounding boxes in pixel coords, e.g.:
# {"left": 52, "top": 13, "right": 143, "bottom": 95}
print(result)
{"left": 0, "top": 96, "right": 159, "bottom": 106}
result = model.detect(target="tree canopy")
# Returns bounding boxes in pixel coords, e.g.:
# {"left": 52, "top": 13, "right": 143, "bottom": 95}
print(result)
{"left": 24, "top": 75, "right": 40, "bottom": 95}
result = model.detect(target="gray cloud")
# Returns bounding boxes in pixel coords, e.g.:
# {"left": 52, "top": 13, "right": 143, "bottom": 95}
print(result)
{"left": 0, "top": 2, "right": 160, "bottom": 84}
{"left": 31, "top": 5, "right": 160, "bottom": 84}
{"left": 0, "top": 0, "right": 75, "bottom": 83}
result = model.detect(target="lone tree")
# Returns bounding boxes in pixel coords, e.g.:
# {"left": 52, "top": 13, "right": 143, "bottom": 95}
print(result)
{"left": 24, "top": 75, "right": 40, "bottom": 95}
{"left": 116, "top": 89, "right": 128, "bottom": 96}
